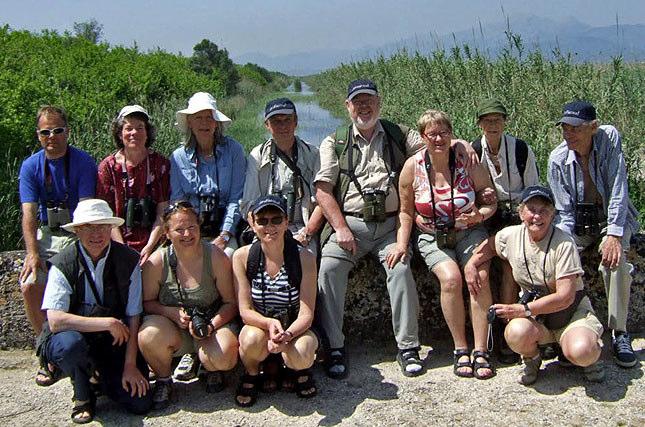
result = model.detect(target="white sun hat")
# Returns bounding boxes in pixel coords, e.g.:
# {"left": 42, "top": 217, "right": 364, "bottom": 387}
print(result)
{"left": 175, "top": 92, "right": 232, "bottom": 134}
{"left": 61, "top": 199, "right": 124, "bottom": 232}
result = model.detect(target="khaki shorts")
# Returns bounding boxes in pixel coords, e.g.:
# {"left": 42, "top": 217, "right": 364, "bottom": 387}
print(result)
{"left": 22, "top": 226, "right": 76, "bottom": 286}
{"left": 537, "top": 296, "right": 604, "bottom": 346}
{"left": 417, "top": 225, "right": 488, "bottom": 270}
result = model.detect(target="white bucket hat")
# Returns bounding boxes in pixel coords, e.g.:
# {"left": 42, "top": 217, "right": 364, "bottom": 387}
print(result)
{"left": 175, "top": 92, "right": 232, "bottom": 134}
{"left": 61, "top": 199, "right": 124, "bottom": 232}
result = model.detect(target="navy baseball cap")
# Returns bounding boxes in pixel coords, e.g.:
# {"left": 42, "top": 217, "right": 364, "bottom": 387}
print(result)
{"left": 557, "top": 101, "right": 596, "bottom": 126}
{"left": 251, "top": 195, "right": 287, "bottom": 215}
{"left": 521, "top": 185, "right": 555, "bottom": 205}
{"left": 347, "top": 79, "right": 378, "bottom": 100}
{"left": 264, "top": 98, "right": 296, "bottom": 121}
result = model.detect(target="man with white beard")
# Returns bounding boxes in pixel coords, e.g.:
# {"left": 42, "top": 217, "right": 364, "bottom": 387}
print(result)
{"left": 314, "top": 79, "right": 475, "bottom": 379}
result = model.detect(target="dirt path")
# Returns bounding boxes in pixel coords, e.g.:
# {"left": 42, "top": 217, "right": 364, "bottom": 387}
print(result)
{"left": 0, "top": 336, "right": 643, "bottom": 426}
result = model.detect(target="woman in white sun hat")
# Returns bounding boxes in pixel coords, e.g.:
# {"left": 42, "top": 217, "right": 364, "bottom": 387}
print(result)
{"left": 169, "top": 92, "right": 246, "bottom": 258}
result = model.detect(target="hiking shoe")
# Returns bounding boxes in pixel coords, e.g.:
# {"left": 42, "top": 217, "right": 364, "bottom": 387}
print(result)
{"left": 152, "top": 378, "right": 173, "bottom": 410}
{"left": 613, "top": 332, "right": 637, "bottom": 368}
{"left": 325, "top": 348, "right": 348, "bottom": 379}
{"left": 174, "top": 353, "right": 198, "bottom": 380}
{"left": 396, "top": 347, "right": 424, "bottom": 377}
{"left": 518, "top": 355, "right": 542, "bottom": 386}
{"left": 583, "top": 361, "right": 605, "bottom": 382}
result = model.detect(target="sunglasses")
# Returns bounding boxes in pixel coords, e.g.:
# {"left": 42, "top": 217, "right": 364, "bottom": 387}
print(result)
{"left": 255, "top": 216, "right": 284, "bottom": 226}
{"left": 37, "top": 127, "right": 66, "bottom": 137}
{"left": 163, "top": 200, "right": 196, "bottom": 218}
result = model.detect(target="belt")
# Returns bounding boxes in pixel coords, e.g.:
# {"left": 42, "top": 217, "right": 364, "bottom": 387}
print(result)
{"left": 344, "top": 211, "right": 398, "bottom": 219}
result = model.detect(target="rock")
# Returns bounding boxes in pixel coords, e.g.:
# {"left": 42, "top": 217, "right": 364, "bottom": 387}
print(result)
{"left": 1, "top": 235, "right": 644, "bottom": 349}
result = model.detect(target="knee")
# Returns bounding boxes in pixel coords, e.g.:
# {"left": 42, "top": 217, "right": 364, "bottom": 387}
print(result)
{"left": 49, "top": 331, "right": 88, "bottom": 367}
{"left": 285, "top": 336, "right": 317, "bottom": 370}
{"left": 138, "top": 324, "right": 177, "bottom": 353}
{"left": 504, "top": 320, "right": 534, "bottom": 347}
{"left": 562, "top": 335, "right": 600, "bottom": 367}
{"left": 439, "top": 274, "right": 463, "bottom": 295}
{"left": 239, "top": 327, "right": 268, "bottom": 354}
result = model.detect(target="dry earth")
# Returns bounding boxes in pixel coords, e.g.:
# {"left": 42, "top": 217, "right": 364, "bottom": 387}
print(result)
{"left": 0, "top": 335, "right": 643, "bottom": 427}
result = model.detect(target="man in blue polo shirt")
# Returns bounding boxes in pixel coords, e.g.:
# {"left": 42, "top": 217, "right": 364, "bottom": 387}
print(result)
{"left": 547, "top": 100, "right": 640, "bottom": 368}
{"left": 18, "top": 106, "right": 97, "bottom": 384}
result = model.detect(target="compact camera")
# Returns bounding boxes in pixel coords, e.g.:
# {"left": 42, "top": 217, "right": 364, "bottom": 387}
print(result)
{"left": 46, "top": 201, "right": 71, "bottom": 231}
{"left": 362, "top": 189, "right": 387, "bottom": 222}
{"left": 435, "top": 218, "right": 456, "bottom": 250}
{"left": 125, "top": 196, "right": 156, "bottom": 229}
{"left": 574, "top": 202, "right": 600, "bottom": 236}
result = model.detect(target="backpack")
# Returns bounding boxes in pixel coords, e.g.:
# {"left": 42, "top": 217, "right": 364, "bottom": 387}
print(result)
{"left": 471, "top": 136, "right": 531, "bottom": 186}
{"left": 245, "top": 232, "right": 302, "bottom": 288}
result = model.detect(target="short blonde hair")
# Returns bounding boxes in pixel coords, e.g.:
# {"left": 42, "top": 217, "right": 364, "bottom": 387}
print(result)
{"left": 417, "top": 109, "right": 453, "bottom": 134}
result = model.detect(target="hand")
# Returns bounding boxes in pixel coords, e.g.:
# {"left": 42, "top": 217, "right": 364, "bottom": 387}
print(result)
{"left": 188, "top": 320, "right": 213, "bottom": 340}
{"left": 414, "top": 214, "right": 434, "bottom": 234}
{"left": 212, "top": 236, "right": 228, "bottom": 251}
{"left": 122, "top": 364, "right": 149, "bottom": 397}
{"left": 267, "top": 318, "right": 285, "bottom": 343}
{"left": 455, "top": 208, "right": 484, "bottom": 229}
{"left": 451, "top": 138, "right": 479, "bottom": 171}
{"left": 477, "top": 188, "right": 498, "bottom": 206}
{"left": 491, "top": 303, "right": 526, "bottom": 320}
{"left": 601, "top": 235, "right": 623, "bottom": 269}
{"left": 139, "top": 244, "right": 154, "bottom": 266}
{"left": 19, "top": 252, "right": 46, "bottom": 287}
{"left": 335, "top": 226, "right": 357, "bottom": 255}
{"left": 464, "top": 262, "right": 481, "bottom": 296}
{"left": 267, "top": 338, "right": 287, "bottom": 354}
{"left": 173, "top": 307, "right": 191, "bottom": 329}
{"left": 385, "top": 243, "right": 408, "bottom": 269}
{"left": 107, "top": 318, "right": 130, "bottom": 346}
{"left": 293, "top": 230, "right": 311, "bottom": 247}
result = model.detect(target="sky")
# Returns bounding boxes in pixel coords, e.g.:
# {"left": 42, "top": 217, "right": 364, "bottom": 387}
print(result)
{"left": 1, "top": 0, "right": 644, "bottom": 57}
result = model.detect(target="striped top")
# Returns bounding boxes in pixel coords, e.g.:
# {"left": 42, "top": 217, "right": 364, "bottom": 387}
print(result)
{"left": 251, "top": 265, "right": 300, "bottom": 316}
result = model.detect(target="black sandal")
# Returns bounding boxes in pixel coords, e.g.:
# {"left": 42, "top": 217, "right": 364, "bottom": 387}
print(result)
{"left": 260, "top": 354, "right": 282, "bottom": 393}
{"left": 472, "top": 350, "right": 496, "bottom": 380}
{"left": 453, "top": 349, "right": 473, "bottom": 378}
{"left": 234, "top": 373, "right": 260, "bottom": 407}
{"left": 325, "top": 347, "right": 348, "bottom": 379}
{"left": 71, "top": 399, "right": 95, "bottom": 424}
{"left": 281, "top": 367, "right": 296, "bottom": 393}
{"left": 294, "top": 369, "right": 317, "bottom": 398}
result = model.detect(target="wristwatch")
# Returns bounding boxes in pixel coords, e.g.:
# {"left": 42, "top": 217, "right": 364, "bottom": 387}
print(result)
{"left": 523, "top": 302, "right": 532, "bottom": 317}
{"left": 219, "top": 232, "right": 231, "bottom": 243}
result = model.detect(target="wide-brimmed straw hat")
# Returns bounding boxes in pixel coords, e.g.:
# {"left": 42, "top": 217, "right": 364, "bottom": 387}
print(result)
{"left": 175, "top": 92, "right": 232, "bottom": 134}
{"left": 61, "top": 199, "right": 124, "bottom": 232}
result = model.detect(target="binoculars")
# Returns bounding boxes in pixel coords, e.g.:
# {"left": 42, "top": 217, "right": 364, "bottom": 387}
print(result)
{"left": 497, "top": 201, "right": 521, "bottom": 225}
{"left": 46, "top": 201, "right": 71, "bottom": 231}
{"left": 199, "top": 195, "right": 224, "bottom": 238}
{"left": 574, "top": 202, "right": 600, "bottom": 236}
{"left": 362, "top": 189, "right": 387, "bottom": 222}
{"left": 125, "top": 196, "right": 156, "bottom": 229}
{"left": 435, "top": 218, "right": 456, "bottom": 250}
{"left": 265, "top": 307, "right": 295, "bottom": 329}
{"left": 185, "top": 305, "right": 217, "bottom": 338}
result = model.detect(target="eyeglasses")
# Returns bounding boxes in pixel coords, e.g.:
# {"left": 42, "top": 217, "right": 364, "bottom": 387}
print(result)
{"left": 423, "top": 130, "right": 451, "bottom": 139}
{"left": 37, "top": 127, "right": 66, "bottom": 137}
{"left": 163, "top": 200, "right": 196, "bottom": 218}
{"left": 349, "top": 98, "right": 377, "bottom": 107}
{"left": 255, "top": 216, "right": 285, "bottom": 226}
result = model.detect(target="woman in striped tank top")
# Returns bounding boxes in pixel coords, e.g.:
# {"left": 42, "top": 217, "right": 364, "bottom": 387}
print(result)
{"left": 232, "top": 195, "right": 318, "bottom": 407}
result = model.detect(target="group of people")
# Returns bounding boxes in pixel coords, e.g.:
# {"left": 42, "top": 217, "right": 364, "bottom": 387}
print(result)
{"left": 17, "top": 78, "right": 639, "bottom": 423}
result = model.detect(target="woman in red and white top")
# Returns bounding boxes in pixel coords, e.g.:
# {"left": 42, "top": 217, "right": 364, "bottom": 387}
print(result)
{"left": 387, "top": 109, "right": 498, "bottom": 380}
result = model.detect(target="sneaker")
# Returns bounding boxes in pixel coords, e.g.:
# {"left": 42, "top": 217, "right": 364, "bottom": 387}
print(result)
{"left": 152, "top": 378, "right": 173, "bottom": 410}
{"left": 518, "top": 355, "right": 542, "bottom": 386}
{"left": 174, "top": 353, "right": 198, "bottom": 381}
{"left": 325, "top": 348, "right": 348, "bottom": 379}
{"left": 613, "top": 332, "right": 637, "bottom": 368}
{"left": 583, "top": 361, "right": 605, "bottom": 382}
{"left": 396, "top": 348, "right": 424, "bottom": 377}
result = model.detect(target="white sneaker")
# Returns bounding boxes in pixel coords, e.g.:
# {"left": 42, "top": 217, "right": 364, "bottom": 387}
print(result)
{"left": 174, "top": 353, "right": 198, "bottom": 381}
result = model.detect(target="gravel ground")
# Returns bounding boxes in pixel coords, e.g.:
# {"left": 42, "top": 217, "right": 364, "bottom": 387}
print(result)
{"left": 0, "top": 335, "right": 643, "bottom": 426}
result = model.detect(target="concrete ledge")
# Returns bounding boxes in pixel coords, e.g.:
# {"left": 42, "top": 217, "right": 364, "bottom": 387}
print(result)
{"left": 1, "top": 236, "right": 644, "bottom": 349}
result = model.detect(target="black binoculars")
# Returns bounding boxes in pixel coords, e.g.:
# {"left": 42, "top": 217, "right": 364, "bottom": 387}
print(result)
{"left": 574, "top": 202, "right": 600, "bottom": 236}
{"left": 362, "top": 189, "right": 387, "bottom": 222}
{"left": 435, "top": 218, "right": 456, "bottom": 250}
{"left": 199, "top": 195, "right": 224, "bottom": 238}
{"left": 125, "top": 196, "right": 156, "bottom": 229}
{"left": 46, "top": 201, "right": 71, "bottom": 230}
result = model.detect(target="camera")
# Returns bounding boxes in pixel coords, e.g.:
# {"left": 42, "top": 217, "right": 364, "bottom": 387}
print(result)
{"left": 199, "top": 195, "right": 223, "bottom": 238}
{"left": 185, "top": 305, "right": 216, "bottom": 338}
{"left": 362, "top": 189, "right": 387, "bottom": 222}
{"left": 125, "top": 196, "right": 156, "bottom": 229}
{"left": 487, "top": 306, "right": 497, "bottom": 324}
{"left": 264, "top": 307, "right": 295, "bottom": 329}
{"left": 46, "top": 201, "right": 71, "bottom": 231}
{"left": 518, "top": 289, "right": 539, "bottom": 305}
{"left": 574, "top": 202, "right": 600, "bottom": 236}
{"left": 435, "top": 218, "right": 456, "bottom": 250}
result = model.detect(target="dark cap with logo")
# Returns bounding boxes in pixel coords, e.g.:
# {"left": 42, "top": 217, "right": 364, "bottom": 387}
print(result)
{"left": 251, "top": 194, "right": 287, "bottom": 215}
{"left": 347, "top": 79, "right": 378, "bottom": 100}
{"left": 264, "top": 98, "right": 296, "bottom": 121}
{"left": 557, "top": 101, "right": 596, "bottom": 126}
{"left": 521, "top": 185, "right": 555, "bottom": 205}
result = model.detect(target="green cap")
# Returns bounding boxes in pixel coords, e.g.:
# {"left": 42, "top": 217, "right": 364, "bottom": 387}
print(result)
{"left": 477, "top": 98, "right": 507, "bottom": 120}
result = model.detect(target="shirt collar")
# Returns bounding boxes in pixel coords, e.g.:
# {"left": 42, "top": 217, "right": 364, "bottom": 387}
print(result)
{"left": 78, "top": 241, "right": 112, "bottom": 272}
{"left": 351, "top": 119, "right": 384, "bottom": 143}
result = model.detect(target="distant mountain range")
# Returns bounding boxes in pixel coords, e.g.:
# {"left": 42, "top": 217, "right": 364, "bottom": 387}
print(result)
{"left": 233, "top": 15, "right": 645, "bottom": 76}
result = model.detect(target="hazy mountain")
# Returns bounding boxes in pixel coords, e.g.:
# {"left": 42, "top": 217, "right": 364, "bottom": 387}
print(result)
{"left": 233, "top": 15, "right": 645, "bottom": 75}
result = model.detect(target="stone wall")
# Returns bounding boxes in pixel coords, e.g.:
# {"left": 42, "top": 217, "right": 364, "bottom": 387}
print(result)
{"left": 1, "top": 236, "right": 644, "bottom": 349}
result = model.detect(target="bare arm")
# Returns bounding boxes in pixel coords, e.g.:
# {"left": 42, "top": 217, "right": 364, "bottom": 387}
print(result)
{"left": 284, "top": 249, "right": 317, "bottom": 337}
{"left": 47, "top": 309, "right": 130, "bottom": 345}
{"left": 210, "top": 244, "right": 238, "bottom": 329}
{"left": 315, "top": 181, "right": 356, "bottom": 254}
{"left": 121, "top": 315, "right": 149, "bottom": 397}
{"left": 141, "top": 253, "right": 186, "bottom": 327}
{"left": 232, "top": 246, "right": 275, "bottom": 330}
{"left": 386, "top": 158, "right": 415, "bottom": 268}
{"left": 20, "top": 202, "right": 45, "bottom": 283}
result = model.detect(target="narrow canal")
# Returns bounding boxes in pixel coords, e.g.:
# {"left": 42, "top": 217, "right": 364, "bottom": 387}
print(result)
{"left": 285, "top": 82, "right": 343, "bottom": 146}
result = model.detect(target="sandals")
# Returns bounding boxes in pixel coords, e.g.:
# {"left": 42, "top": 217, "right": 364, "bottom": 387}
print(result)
{"left": 325, "top": 347, "right": 348, "bottom": 379}
{"left": 294, "top": 369, "right": 317, "bottom": 398}
{"left": 234, "top": 373, "right": 260, "bottom": 407}
{"left": 204, "top": 371, "right": 224, "bottom": 394}
{"left": 396, "top": 347, "right": 424, "bottom": 377}
{"left": 472, "top": 350, "right": 496, "bottom": 380}
{"left": 71, "top": 399, "right": 95, "bottom": 424}
{"left": 260, "top": 354, "right": 282, "bottom": 393}
{"left": 453, "top": 349, "right": 473, "bottom": 378}
{"left": 35, "top": 364, "right": 60, "bottom": 387}
{"left": 280, "top": 367, "right": 296, "bottom": 393}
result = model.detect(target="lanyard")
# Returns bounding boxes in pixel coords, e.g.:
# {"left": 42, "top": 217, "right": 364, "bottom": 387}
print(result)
{"left": 522, "top": 225, "right": 555, "bottom": 291}
{"left": 168, "top": 244, "right": 188, "bottom": 306}
{"left": 346, "top": 130, "right": 396, "bottom": 199}
{"left": 75, "top": 241, "right": 104, "bottom": 306}
{"left": 44, "top": 149, "right": 71, "bottom": 202}
{"left": 269, "top": 139, "right": 307, "bottom": 194}
{"left": 424, "top": 149, "right": 455, "bottom": 226}
{"left": 194, "top": 144, "right": 221, "bottom": 199}
{"left": 257, "top": 250, "right": 293, "bottom": 314}
{"left": 120, "top": 150, "right": 152, "bottom": 199}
